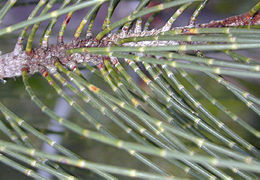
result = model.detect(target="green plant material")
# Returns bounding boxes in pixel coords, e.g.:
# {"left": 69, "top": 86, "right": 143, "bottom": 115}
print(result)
{"left": 0, "top": 0, "right": 260, "bottom": 179}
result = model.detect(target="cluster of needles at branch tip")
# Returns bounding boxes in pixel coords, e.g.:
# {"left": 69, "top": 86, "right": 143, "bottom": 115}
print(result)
{"left": 0, "top": 0, "right": 260, "bottom": 179}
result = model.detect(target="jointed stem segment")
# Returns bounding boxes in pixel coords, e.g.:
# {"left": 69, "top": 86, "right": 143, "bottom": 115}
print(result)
{"left": 1, "top": 1, "right": 260, "bottom": 179}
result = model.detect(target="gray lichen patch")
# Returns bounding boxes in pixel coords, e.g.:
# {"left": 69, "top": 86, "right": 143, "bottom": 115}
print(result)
{"left": 0, "top": 38, "right": 103, "bottom": 79}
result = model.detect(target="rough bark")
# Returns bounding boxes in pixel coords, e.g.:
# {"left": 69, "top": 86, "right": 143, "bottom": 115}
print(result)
{"left": 0, "top": 11, "right": 259, "bottom": 79}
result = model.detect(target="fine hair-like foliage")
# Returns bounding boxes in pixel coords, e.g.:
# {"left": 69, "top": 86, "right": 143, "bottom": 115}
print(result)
{"left": 0, "top": 0, "right": 260, "bottom": 179}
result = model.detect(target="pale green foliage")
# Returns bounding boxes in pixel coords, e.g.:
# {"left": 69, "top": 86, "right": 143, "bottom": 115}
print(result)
{"left": 0, "top": 0, "right": 260, "bottom": 179}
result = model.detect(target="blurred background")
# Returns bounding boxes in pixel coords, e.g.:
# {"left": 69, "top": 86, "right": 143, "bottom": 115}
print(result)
{"left": 0, "top": 0, "right": 260, "bottom": 179}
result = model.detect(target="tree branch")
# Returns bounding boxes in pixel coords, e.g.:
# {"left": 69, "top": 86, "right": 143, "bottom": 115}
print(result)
{"left": 0, "top": 11, "right": 260, "bottom": 79}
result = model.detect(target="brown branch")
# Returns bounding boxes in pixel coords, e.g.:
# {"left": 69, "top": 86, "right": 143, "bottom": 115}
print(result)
{"left": 1, "top": 11, "right": 260, "bottom": 80}
{"left": 199, "top": 11, "right": 260, "bottom": 28}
